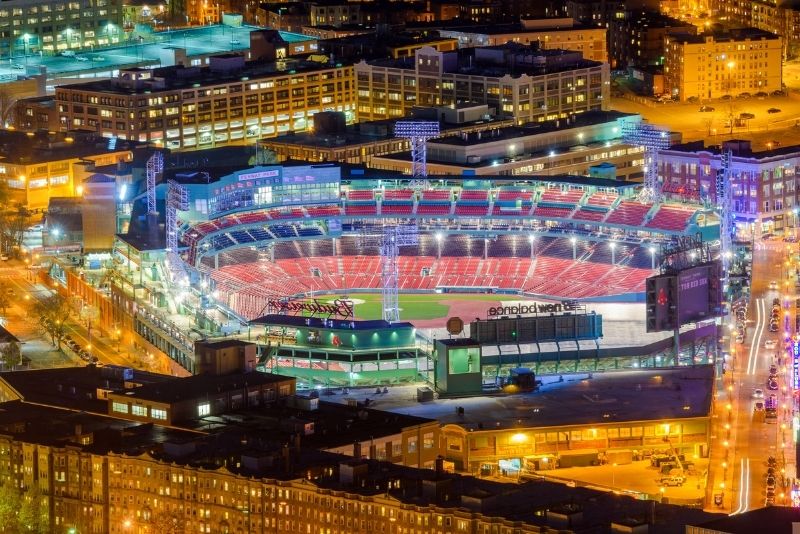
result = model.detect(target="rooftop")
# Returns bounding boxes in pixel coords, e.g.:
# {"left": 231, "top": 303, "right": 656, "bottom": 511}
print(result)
{"left": 436, "top": 21, "right": 601, "bottom": 35}
{"left": 0, "top": 130, "right": 136, "bottom": 165}
{"left": 333, "top": 366, "right": 715, "bottom": 430}
{"left": 363, "top": 43, "right": 603, "bottom": 78}
{"left": 428, "top": 110, "right": 637, "bottom": 147}
{"left": 0, "top": 365, "right": 177, "bottom": 414}
{"left": 668, "top": 27, "right": 780, "bottom": 44}
{"left": 250, "top": 314, "right": 415, "bottom": 331}
{"left": 58, "top": 55, "right": 347, "bottom": 95}
{"left": 687, "top": 506, "right": 800, "bottom": 534}
{"left": 263, "top": 113, "right": 513, "bottom": 149}
{"left": 112, "top": 370, "right": 294, "bottom": 404}
{"left": 0, "top": 324, "right": 20, "bottom": 344}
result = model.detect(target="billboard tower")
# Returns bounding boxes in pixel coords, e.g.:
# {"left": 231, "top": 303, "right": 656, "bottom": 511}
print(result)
{"left": 622, "top": 123, "right": 670, "bottom": 204}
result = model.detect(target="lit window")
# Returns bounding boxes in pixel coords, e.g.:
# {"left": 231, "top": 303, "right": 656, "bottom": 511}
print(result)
{"left": 198, "top": 403, "right": 210, "bottom": 417}
{"left": 131, "top": 405, "right": 147, "bottom": 417}
{"left": 112, "top": 402, "right": 128, "bottom": 413}
{"left": 151, "top": 408, "right": 167, "bottom": 420}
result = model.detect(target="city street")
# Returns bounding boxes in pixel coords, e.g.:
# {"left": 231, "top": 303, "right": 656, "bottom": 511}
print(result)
{"left": 713, "top": 240, "right": 796, "bottom": 514}
{"left": 0, "top": 261, "right": 158, "bottom": 372}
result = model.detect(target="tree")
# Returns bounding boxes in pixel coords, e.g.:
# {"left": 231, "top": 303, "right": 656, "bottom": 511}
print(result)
{"left": 146, "top": 509, "right": 186, "bottom": 534}
{"left": 17, "top": 483, "right": 48, "bottom": 534}
{"left": 0, "top": 341, "right": 21, "bottom": 368}
{"left": 0, "top": 280, "right": 11, "bottom": 315}
{"left": 31, "top": 293, "right": 70, "bottom": 350}
{"left": 0, "top": 482, "right": 22, "bottom": 531}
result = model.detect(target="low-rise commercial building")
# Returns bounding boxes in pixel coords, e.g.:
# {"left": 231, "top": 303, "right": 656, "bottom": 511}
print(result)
{"left": 664, "top": 28, "right": 782, "bottom": 101}
{"left": 355, "top": 44, "right": 609, "bottom": 124}
{"left": 55, "top": 54, "right": 355, "bottom": 149}
{"left": 0, "top": 130, "right": 136, "bottom": 211}
{"left": 369, "top": 110, "right": 646, "bottom": 179}
{"left": 260, "top": 104, "right": 514, "bottom": 165}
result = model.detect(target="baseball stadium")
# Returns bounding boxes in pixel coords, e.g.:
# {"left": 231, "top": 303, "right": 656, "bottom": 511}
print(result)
{"left": 108, "top": 151, "right": 722, "bottom": 387}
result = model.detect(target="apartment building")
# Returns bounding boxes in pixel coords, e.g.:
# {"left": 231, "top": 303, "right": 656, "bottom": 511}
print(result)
{"left": 355, "top": 44, "right": 609, "bottom": 125}
{"left": 664, "top": 28, "right": 782, "bottom": 101}
{"left": 0, "top": 0, "right": 123, "bottom": 57}
{"left": 659, "top": 139, "right": 800, "bottom": 236}
{"left": 438, "top": 22, "right": 608, "bottom": 62}
{"left": 0, "top": 366, "right": 720, "bottom": 534}
{"left": 0, "top": 130, "right": 136, "bottom": 211}
{"left": 369, "top": 110, "right": 646, "bottom": 179}
{"left": 717, "top": 0, "right": 800, "bottom": 58}
{"left": 55, "top": 55, "right": 355, "bottom": 150}
{"left": 608, "top": 11, "right": 696, "bottom": 68}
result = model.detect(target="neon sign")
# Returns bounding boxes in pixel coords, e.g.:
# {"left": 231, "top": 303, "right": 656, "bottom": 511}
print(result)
{"left": 793, "top": 338, "right": 799, "bottom": 390}
{"left": 267, "top": 298, "right": 354, "bottom": 319}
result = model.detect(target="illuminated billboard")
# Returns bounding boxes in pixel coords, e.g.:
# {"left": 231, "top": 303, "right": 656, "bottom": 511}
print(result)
{"left": 646, "top": 261, "right": 721, "bottom": 333}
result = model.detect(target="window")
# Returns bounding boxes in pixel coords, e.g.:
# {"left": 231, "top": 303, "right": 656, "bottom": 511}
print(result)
{"left": 151, "top": 408, "right": 167, "bottom": 420}
{"left": 112, "top": 402, "right": 128, "bottom": 413}
{"left": 198, "top": 403, "right": 210, "bottom": 417}
{"left": 423, "top": 432, "right": 435, "bottom": 449}
{"left": 131, "top": 405, "right": 147, "bottom": 417}
{"left": 408, "top": 437, "right": 417, "bottom": 454}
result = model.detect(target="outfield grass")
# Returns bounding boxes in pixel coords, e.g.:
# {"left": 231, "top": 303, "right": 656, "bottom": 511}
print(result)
{"left": 327, "top": 293, "right": 523, "bottom": 321}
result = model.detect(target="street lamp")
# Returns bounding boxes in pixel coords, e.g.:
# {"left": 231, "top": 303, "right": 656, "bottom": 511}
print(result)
{"left": 528, "top": 234, "right": 536, "bottom": 258}
{"left": 609, "top": 241, "right": 617, "bottom": 265}
{"left": 21, "top": 33, "right": 30, "bottom": 66}
{"left": 570, "top": 236, "right": 577, "bottom": 259}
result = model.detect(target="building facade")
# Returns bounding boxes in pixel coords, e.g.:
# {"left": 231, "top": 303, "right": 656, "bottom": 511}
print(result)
{"left": 608, "top": 11, "right": 696, "bottom": 69}
{"left": 0, "top": 0, "right": 123, "bottom": 57}
{"left": 355, "top": 45, "right": 609, "bottom": 124}
{"left": 663, "top": 29, "right": 782, "bottom": 101}
{"left": 659, "top": 139, "right": 800, "bottom": 236}
{"left": 54, "top": 56, "right": 355, "bottom": 149}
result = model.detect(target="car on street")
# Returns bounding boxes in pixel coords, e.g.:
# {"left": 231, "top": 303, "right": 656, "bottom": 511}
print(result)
{"left": 768, "top": 378, "right": 779, "bottom": 390}
{"left": 659, "top": 475, "right": 685, "bottom": 487}
{"left": 755, "top": 401, "right": 765, "bottom": 412}
{"left": 736, "top": 334, "right": 745, "bottom": 344}
{"left": 765, "top": 339, "right": 777, "bottom": 349}
{"left": 755, "top": 91, "right": 769, "bottom": 98}
{"left": 754, "top": 388, "right": 765, "bottom": 398}
{"left": 740, "top": 112, "right": 755, "bottom": 120}
{"left": 768, "top": 108, "right": 782, "bottom": 114}
{"left": 699, "top": 105, "right": 715, "bottom": 112}
{"left": 770, "top": 281, "right": 778, "bottom": 290}
{"left": 769, "top": 323, "right": 779, "bottom": 332}
{"left": 75, "top": 56, "right": 89, "bottom": 62}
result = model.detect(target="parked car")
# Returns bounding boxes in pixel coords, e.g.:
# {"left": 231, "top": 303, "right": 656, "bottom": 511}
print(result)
{"left": 754, "top": 388, "right": 765, "bottom": 398}
{"left": 768, "top": 108, "right": 782, "bottom": 114}
{"left": 768, "top": 378, "right": 779, "bottom": 390}
{"left": 699, "top": 105, "right": 715, "bottom": 112}
{"left": 765, "top": 339, "right": 777, "bottom": 349}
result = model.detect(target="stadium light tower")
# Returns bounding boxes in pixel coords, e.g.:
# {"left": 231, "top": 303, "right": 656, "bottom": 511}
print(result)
{"left": 394, "top": 120, "right": 439, "bottom": 188}
{"left": 362, "top": 224, "right": 419, "bottom": 323}
{"left": 164, "top": 179, "right": 190, "bottom": 285}
{"left": 622, "top": 123, "right": 670, "bottom": 204}
{"left": 146, "top": 151, "right": 163, "bottom": 215}
{"left": 716, "top": 148, "right": 734, "bottom": 274}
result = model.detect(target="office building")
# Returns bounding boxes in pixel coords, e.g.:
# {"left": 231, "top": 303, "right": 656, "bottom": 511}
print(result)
{"left": 355, "top": 44, "right": 609, "bottom": 124}
{"left": 664, "top": 28, "right": 782, "bottom": 101}
{"left": 55, "top": 54, "right": 355, "bottom": 149}
{"left": 438, "top": 20, "right": 608, "bottom": 62}
{"left": 0, "top": 0, "right": 123, "bottom": 57}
